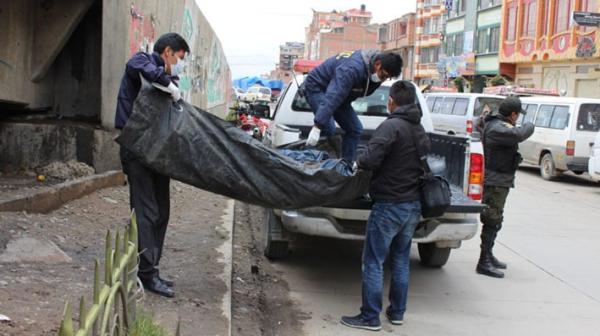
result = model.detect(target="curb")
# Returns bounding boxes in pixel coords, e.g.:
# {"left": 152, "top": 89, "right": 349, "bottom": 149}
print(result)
{"left": 0, "top": 170, "right": 126, "bottom": 213}
{"left": 217, "top": 199, "right": 235, "bottom": 336}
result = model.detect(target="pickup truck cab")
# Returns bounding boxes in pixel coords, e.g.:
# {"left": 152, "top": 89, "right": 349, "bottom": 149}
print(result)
{"left": 262, "top": 76, "right": 485, "bottom": 267}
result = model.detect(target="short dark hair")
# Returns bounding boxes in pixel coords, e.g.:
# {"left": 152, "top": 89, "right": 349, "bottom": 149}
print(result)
{"left": 374, "top": 52, "right": 403, "bottom": 78}
{"left": 389, "top": 80, "right": 416, "bottom": 106}
{"left": 153, "top": 33, "right": 191, "bottom": 54}
{"left": 499, "top": 97, "right": 523, "bottom": 116}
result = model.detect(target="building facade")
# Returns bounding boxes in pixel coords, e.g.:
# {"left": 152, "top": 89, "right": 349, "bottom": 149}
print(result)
{"left": 440, "top": 0, "right": 503, "bottom": 92}
{"left": 500, "top": 0, "right": 600, "bottom": 97}
{"left": 378, "top": 13, "right": 417, "bottom": 80}
{"left": 273, "top": 42, "right": 305, "bottom": 83}
{"left": 415, "top": 0, "right": 446, "bottom": 85}
{"left": 305, "top": 5, "right": 379, "bottom": 60}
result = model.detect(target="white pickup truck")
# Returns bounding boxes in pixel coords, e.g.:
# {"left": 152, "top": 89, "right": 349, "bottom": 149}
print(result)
{"left": 262, "top": 77, "right": 485, "bottom": 267}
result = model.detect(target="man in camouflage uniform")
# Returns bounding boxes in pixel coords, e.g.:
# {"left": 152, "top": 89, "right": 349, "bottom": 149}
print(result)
{"left": 478, "top": 97, "right": 535, "bottom": 278}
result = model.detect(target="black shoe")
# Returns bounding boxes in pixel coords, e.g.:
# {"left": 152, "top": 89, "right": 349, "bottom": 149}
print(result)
{"left": 385, "top": 308, "right": 404, "bottom": 325}
{"left": 340, "top": 314, "right": 382, "bottom": 331}
{"left": 490, "top": 254, "right": 507, "bottom": 270}
{"left": 476, "top": 258, "right": 505, "bottom": 278}
{"left": 158, "top": 276, "right": 175, "bottom": 287}
{"left": 142, "top": 276, "right": 175, "bottom": 298}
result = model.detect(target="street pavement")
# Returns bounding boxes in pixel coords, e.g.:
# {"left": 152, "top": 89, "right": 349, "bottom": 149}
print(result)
{"left": 268, "top": 168, "right": 600, "bottom": 335}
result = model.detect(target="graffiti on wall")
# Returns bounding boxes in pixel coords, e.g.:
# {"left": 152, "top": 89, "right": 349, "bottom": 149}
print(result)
{"left": 207, "top": 38, "right": 226, "bottom": 107}
{"left": 128, "top": 5, "right": 156, "bottom": 57}
{"left": 543, "top": 67, "right": 569, "bottom": 94}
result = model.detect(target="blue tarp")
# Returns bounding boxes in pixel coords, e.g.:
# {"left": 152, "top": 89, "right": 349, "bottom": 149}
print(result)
{"left": 233, "top": 77, "right": 284, "bottom": 91}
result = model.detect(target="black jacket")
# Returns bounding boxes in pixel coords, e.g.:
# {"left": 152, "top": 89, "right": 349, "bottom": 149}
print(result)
{"left": 482, "top": 113, "right": 535, "bottom": 188}
{"left": 357, "top": 104, "right": 431, "bottom": 202}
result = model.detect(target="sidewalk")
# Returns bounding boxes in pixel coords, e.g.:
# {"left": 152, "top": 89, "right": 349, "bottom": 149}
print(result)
{"left": 0, "top": 181, "right": 233, "bottom": 336}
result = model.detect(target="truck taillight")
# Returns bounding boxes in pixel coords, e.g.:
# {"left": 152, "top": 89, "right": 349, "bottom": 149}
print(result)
{"left": 468, "top": 153, "right": 484, "bottom": 201}
{"left": 466, "top": 120, "right": 473, "bottom": 134}
{"left": 566, "top": 140, "right": 575, "bottom": 156}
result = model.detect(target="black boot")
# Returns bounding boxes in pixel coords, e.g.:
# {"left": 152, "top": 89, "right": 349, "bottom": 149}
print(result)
{"left": 476, "top": 250, "right": 504, "bottom": 278}
{"left": 490, "top": 253, "right": 507, "bottom": 270}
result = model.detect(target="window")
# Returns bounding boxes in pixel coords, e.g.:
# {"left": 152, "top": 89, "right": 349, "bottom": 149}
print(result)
{"left": 441, "top": 97, "right": 456, "bottom": 114}
{"left": 554, "top": 0, "right": 572, "bottom": 34}
{"left": 536, "top": 105, "right": 554, "bottom": 127}
{"left": 550, "top": 106, "right": 570, "bottom": 129}
{"left": 453, "top": 98, "right": 470, "bottom": 115}
{"left": 477, "top": 29, "right": 489, "bottom": 54}
{"left": 351, "top": 87, "right": 391, "bottom": 116}
{"left": 535, "top": 104, "right": 570, "bottom": 129}
{"left": 432, "top": 97, "right": 444, "bottom": 114}
{"left": 581, "top": 0, "right": 598, "bottom": 32}
{"left": 446, "top": 35, "right": 455, "bottom": 55}
{"left": 450, "top": 0, "right": 466, "bottom": 17}
{"left": 524, "top": 103, "right": 538, "bottom": 123}
{"left": 507, "top": 6, "right": 517, "bottom": 41}
{"left": 427, "top": 97, "right": 435, "bottom": 111}
{"left": 489, "top": 27, "right": 500, "bottom": 52}
{"left": 479, "top": 0, "right": 502, "bottom": 8}
{"left": 577, "top": 104, "right": 600, "bottom": 131}
{"left": 523, "top": 1, "right": 537, "bottom": 37}
{"left": 454, "top": 33, "right": 464, "bottom": 56}
{"left": 259, "top": 88, "right": 271, "bottom": 94}
{"left": 474, "top": 97, "right": 504, "bottom": 117}
{"left": 541, "top": 0, "right": 550, "bottom": 36}
{"left": 420, "top": 47, "right": 440, "bottom": 63}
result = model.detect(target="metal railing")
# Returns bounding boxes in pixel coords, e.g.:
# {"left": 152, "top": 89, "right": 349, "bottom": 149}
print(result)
{"left": 58, "top": 211, "right": 140, "bottom": 336}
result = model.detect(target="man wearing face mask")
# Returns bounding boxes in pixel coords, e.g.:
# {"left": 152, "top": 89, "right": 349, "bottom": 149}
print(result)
{"left": 115, "top": 32, "right": 190, "bottom": 298}
{"left": 303, "top": 50, "right": 403, "bottom": 162}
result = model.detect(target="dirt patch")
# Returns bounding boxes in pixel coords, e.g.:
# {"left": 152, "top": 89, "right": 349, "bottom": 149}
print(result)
{"left": 0, "top": 182, "right": 230, "bottom": 336}
{"left": 231, "top": 202, "right": 309, "bottom": 336}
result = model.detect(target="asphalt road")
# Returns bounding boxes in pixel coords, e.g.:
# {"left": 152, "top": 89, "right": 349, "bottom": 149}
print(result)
{"left": 267, "top": 168, "right": 600, "bottom": 335}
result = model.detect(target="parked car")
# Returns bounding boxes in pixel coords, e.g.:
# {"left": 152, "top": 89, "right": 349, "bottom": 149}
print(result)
{"left": 425, "top": 92, "right": 505, "bottom": 137}
{"left": 233, "top": 87, "right": 246, "bottom": 101}
{"left": 517, "top": 96, "right": 600, "bottom": 180}
{"left": 588, "top": 130, "right": 600, "bottom": 181}
{"left": 261, "top": 76, "right": 486, "bottom": 267}
{"left": 244, "top": 86, "right": 272, "bottom": 102}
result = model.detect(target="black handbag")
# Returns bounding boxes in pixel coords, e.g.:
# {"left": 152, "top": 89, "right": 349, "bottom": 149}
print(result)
{"left": 411, "top": 128, "right": 452, "bottom": 218}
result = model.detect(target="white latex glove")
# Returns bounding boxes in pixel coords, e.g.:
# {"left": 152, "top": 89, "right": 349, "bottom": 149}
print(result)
{"left": 351, "top": 161, "right": 358, "bottom": 174}
{"left": 168, "top": 82, "right": 181, "bottom": 102}
{"left": 306, "top": 126, "right": 321, "bottom": 146}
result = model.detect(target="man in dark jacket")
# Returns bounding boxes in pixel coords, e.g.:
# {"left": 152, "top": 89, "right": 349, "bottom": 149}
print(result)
{"left": 116, "top": 32, "right": 190, "bottom": 297}
{"left": 303, "top": 50, "right": 403, "bottom": 162}
{"left": 341, "top": 81, "right": 430, "bottom": 331}
{"left": 477, "top": 97, "right": 534, "bottom": 278}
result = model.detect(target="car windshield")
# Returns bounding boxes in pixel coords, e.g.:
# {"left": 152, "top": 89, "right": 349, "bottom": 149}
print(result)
{"left": 260, "top": 88, "right": 271, "bottom": 94}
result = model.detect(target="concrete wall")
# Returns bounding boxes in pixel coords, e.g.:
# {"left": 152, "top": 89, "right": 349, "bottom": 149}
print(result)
{"left": 100, "top": 0, "right": 231, "bottom": 127}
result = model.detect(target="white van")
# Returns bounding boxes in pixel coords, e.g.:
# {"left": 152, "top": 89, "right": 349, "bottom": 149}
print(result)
{"left": 425, "top": 93, "right": 505, "bottom": 137}
{"left": 588, "top": 130, "right": 600, "bottom": 181}
{"left": 518, "top": 96, "right": 600, "bottom": 180}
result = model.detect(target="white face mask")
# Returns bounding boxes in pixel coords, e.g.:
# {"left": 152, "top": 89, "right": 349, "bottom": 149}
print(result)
{"left": 370, "top": 73, "right": 381, "bottom": 83}
{"left": 170, "top": 58, "right": 185, "bottom": 76}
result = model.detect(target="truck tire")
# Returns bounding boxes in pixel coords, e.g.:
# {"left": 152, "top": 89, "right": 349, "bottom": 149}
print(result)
{"left": 540, "top": 153, "right": 560, "bottom": 181}
{"left": 418, "top": 243, "right": 451, "bottom": 267}
{"left": 263, "top": 209, "right": 290, "bottom": 259}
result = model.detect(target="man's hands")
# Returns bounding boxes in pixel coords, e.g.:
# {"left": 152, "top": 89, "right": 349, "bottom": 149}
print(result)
{"left": 167, "top": 82, "right": 181, "bottom": 102}
{"left": 306, "top": 126, "right": 321, "bottom": 146}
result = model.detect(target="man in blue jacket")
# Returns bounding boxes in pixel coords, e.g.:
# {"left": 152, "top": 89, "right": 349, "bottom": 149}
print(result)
{"left": 303, "top": 50, "right": 403, "bottom": 161}
{"left": 116, "top": 32, "right": 190, "bottom": 298}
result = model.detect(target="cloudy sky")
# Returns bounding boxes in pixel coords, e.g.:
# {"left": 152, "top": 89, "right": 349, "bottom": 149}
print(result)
{"left": 195, "top": 0, "right": 417, "bottom": 79}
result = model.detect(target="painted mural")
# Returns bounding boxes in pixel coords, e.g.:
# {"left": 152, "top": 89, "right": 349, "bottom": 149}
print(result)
{"left": 207, "top": 38, "right": 227, "bottom": 107}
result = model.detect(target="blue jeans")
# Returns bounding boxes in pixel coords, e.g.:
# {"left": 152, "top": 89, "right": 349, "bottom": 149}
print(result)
{"left": 360, "top": 201, "right": 421, "bottom": 322}
{"left": 305, "top": 90, "right": 363, "bottom": 162}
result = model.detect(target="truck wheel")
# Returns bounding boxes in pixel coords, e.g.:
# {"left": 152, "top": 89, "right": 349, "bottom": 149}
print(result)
{"left": 418, "top": 243, "right": 451, "bottom": 267}
{"left": 263, "top": 209, "right": 290, "bottom": 259}
{"left": 540, "top": 153, "right": 560, "bottom": 180}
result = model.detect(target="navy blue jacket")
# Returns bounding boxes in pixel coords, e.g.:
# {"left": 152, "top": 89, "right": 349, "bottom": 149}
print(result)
{"left": 304, "top": 50, "right": 382, "bottom": 128}
{"left": 115, "top": 52, "right": 172, "bottom": 129}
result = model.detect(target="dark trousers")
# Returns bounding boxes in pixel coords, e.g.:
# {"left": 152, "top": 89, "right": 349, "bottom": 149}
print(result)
{"left": 305, "top": 90, "right": 363, "bottom": 162}
{"left": 480, "top": 185, "right": 510, "bottom": 252}
{"left": 120, "top": 147, "right": 171, "bottom": 281}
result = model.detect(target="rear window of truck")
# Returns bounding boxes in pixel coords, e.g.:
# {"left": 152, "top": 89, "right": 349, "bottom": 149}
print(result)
{"left": 577, "top": 104, "right": 600, "bottom": 132}
{"left": 292, "top": 86, "right": 394, "bottom": 117}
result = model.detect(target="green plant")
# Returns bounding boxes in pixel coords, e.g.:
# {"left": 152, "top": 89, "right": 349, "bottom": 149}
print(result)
{"left": 489, "top": 75, "right": 507, "bottom": 86}
{"left": 129, "top": 311, "right": 169, "bottom": 336}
